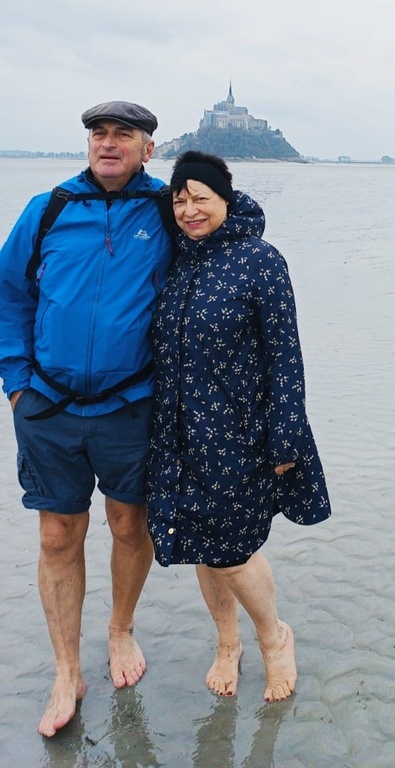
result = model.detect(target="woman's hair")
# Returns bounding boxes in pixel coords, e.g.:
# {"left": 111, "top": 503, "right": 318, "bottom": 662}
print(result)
{"left": 170, "top": 151, "right": 234, "bottom": 204}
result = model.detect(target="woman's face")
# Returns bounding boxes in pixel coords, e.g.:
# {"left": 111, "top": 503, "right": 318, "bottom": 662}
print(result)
{"left": 172, "top": 180, "right": 228, "bottom": 240}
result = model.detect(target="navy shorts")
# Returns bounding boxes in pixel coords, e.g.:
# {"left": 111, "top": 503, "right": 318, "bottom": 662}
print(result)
{"left": 13, "top": 388, "right": 153, "bottom": 514}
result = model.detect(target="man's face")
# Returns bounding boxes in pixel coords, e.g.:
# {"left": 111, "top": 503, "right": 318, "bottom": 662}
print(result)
{"left": 88, "top": 121, "right": 154, "bottom": 190}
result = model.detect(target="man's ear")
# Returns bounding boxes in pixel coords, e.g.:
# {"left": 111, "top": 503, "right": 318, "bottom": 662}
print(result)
{"left": 142, "top": 140, "right": 155, "bottom": 163}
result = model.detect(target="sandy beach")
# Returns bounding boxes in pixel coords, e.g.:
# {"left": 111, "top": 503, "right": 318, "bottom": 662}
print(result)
{"left": 0, "top": 160, "right": 394, "bottom": 767}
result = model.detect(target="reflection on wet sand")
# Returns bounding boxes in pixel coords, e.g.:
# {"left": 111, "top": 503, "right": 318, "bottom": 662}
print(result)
{"left": 39, "top": 684, "right": 293, "bottom": 768}
{"left": 192, "top": 697, "right": 293, "bottom": 768}
{"left": 41, "top": 689, "right": 160, "bottom": 767}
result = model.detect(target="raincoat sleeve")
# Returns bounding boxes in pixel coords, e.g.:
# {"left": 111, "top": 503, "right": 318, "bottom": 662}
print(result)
{"left": 252, "top": 244, "right": 310, "bottom": 467}
{"left": 0, "top": 194, "right": 49, "bottom": 397}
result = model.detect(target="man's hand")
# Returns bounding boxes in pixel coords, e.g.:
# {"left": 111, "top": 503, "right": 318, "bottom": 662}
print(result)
{"left": 10, "top": 390, "right": 24, "bottom": 411}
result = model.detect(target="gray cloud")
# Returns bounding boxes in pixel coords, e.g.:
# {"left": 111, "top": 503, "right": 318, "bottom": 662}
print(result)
{"left": 1, "top": 0, "right": 394, "bottom": 159}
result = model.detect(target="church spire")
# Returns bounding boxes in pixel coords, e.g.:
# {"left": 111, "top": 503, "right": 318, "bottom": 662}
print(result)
{"left": 226, "top": 79, "right": 235, "bottom": 107}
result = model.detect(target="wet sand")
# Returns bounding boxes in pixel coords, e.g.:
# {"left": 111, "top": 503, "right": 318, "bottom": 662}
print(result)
{"left": 1, "top": 293, "right": 395, "bottom": 768}
{"left": 1, "top": 162, "right": 395, "bottom": 767}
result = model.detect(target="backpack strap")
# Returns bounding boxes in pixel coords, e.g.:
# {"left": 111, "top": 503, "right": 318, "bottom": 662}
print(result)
{"left": 25, "top": 184, "right": 177, "bottom": 281}
{"left": 25, "top": 187, "right": 70, "bottom": 280}
{"left": 151, "top": 187, "right": 178, "bottom": 236}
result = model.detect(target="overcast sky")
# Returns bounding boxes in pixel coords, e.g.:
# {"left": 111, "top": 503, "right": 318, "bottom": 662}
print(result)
{"left": 1, "top": 0, "right": 394, "bottom": 160}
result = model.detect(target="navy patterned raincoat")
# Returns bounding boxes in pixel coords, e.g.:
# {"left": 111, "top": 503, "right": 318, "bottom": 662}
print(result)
{"left": 147, "top": 191, "right": 331, "bottom": 566}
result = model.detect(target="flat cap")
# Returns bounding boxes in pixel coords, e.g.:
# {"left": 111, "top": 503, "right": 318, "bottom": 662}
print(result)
{"left": 81, "top": 100, "right": 158, "bottom": 135}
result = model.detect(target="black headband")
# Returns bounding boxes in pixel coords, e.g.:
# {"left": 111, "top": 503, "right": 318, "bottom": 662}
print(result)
{"left": 170, "top": 162, "right": 234, "bottom": 204}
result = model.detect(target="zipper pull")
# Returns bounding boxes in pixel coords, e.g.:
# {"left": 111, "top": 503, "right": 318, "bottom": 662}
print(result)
{"left": 105, "top": 235, "right": 115, "bottom": 256}
{"left": 36, "top": 262, "right": 47, "bottom": 284}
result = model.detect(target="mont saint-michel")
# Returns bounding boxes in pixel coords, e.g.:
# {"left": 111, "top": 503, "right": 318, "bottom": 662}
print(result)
{"left": 155, "top": 83, "right": 302, "bottom": 162}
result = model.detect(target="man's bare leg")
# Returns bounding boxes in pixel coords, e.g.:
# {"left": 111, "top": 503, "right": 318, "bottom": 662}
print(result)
{"left": 195, "top": 564, "right": 243, "bottom": 696}
{"left": 38, "top": 510, "right": 89, "bottom": 737}
{"left": 106, "top": 498, "right": 153, "bottom": 688}
{"left": 217, "top": 552, "right": 297, "bottom": 701}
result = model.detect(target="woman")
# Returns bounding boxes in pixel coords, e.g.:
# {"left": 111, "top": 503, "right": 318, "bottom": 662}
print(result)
{"left": 147, "top": 151, "right": 331, "bottom": 701}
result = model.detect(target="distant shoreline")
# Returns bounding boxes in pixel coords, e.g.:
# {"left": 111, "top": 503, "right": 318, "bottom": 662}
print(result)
{"left": 0, "top": 153, "right": 391, "bottom": 166}
{"left": 0, "top": 152, "right": 86, "bottom": 159}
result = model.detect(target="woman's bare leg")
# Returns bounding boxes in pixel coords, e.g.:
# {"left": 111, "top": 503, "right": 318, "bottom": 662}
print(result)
{"left": 195, "top": 564, "right": 242, "bottom": 696}
{"left": 212, "top": 552, "right": 297, "bottom": 701}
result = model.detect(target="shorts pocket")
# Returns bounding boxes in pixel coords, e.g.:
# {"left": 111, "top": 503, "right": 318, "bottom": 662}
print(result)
{"left": 16, "top": 450, "right": 42, "bottom": 496}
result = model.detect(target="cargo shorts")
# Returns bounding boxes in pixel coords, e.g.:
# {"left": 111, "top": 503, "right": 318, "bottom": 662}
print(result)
{"left": 12, "top": 388, "right": 153, "bottom": 514}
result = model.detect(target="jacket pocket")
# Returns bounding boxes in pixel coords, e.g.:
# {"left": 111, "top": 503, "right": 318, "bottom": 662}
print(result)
{"left": 37, "top": 300, "right": 51, "bottom": 336}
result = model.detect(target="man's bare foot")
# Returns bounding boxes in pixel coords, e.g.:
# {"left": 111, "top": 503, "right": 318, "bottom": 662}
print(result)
{"left": 38, "top": 675, "right": 86, "bottom": 738}
{"left": 261, "top": 621, "right": 297, "bottom": 702}
{"left": 206, "top": 642, "right": 243, "bottom": 697}
{"left": 109, "top": 627, "right": 146, "bottom": 688}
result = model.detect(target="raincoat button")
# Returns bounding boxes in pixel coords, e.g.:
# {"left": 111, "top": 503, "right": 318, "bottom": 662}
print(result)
{"left": 168, "top": 527, "right": 175, "bottom": 534}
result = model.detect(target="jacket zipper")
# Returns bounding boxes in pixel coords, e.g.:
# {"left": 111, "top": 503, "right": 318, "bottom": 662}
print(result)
{"left": 105, "top": 234, "right": 115, "bottom": 256}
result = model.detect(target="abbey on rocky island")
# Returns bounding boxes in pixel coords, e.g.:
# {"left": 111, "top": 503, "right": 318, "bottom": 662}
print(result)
{"left": 155, "top": 83, "right": 301, "bottom": 161}
{"left": 200, "top": 82, "right": 269, "bottom": 132}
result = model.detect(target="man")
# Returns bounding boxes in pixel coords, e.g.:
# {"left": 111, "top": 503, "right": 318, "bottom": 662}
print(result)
{"left": 0, "top": 101, "right": 173, "bottom": 737}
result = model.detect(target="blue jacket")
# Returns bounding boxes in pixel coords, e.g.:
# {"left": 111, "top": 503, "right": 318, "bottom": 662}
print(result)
{"left": 0, "top": 168, "right": 173, "bottom": 415}
{"left": 147, "top": 191, "right": 331, "bottom": 566}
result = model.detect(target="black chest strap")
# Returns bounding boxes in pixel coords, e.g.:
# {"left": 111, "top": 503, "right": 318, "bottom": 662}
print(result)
{"left": 25, "top": 360, "right": 153, "bottom": 420}
{"left": 25, "top": 184, "right": 176, "bottom": 281}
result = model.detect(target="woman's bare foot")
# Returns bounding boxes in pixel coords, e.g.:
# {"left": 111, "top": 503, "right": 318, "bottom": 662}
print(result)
{"left": 206, "top": 642, "right": 243, "bottom": 697}
{"left": 261, "top": 621, "right": 297, "bottom": 702}
{"left": 38, "top": 674, "right": 86, "bottom": 737}
{"left": 109, "top": 627, "right": 146, "bottom": 688}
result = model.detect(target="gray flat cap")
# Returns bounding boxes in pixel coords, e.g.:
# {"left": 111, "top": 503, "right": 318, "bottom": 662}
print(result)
{"left": 81, "top": 101, "right": 158, "bottom": 135}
